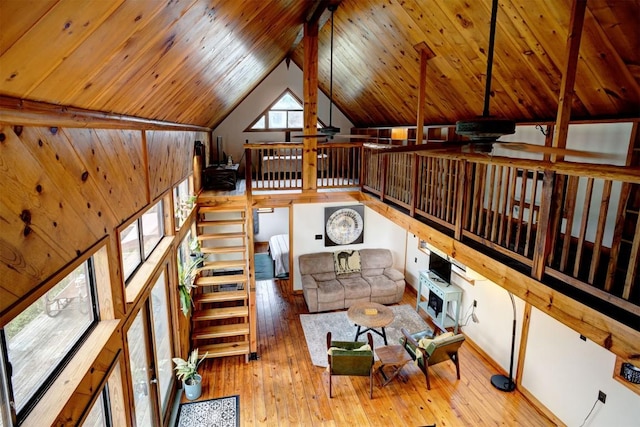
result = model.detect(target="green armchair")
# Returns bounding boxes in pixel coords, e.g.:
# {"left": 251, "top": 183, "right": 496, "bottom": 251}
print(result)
{"left": 401, "top": 328, "right": 465, "bottom": 390}
{"left": 327, "top": 332, "right": 375, "bottom": 399}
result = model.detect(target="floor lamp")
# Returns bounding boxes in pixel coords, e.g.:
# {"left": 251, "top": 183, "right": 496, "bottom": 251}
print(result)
{"left": 491, "top": 291, "right": 516, "bottom": 392}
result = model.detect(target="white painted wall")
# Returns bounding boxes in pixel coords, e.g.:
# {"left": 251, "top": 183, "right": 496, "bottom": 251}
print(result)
{"left": 254, "top": 207, "right": 289, "bottom": 242}
{"left": 292, "top": 203, "right": 407, "bottom": 291}
{"left": 522, "top": 308, "right": 640, "bottom": 427}
{"left": 404, "top": 233, "right": 429, "bottom": 291}
{"left": 210, "top": 61, "right": 353, "bottom": 170}
{"left": 423, "top": 248, "right": 640, "bottom": 427}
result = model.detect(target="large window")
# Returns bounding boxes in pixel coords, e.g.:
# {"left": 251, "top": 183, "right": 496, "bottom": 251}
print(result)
{"left": 120, "top": 201, "right": 165, "bottom": 282}
{"left": 245, "top": 89, "right": 325, "bottom": 132}
{"left": 1, "top": 260, "right": 98, "bottom": 422}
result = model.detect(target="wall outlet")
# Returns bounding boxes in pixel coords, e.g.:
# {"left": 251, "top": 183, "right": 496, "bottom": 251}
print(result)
{"left": 414, "top": 257, "right": 417, "bottom": 263}
{"left": 598, "top": 390, "right": 606, "bottom": 404}
{"left": 473, "top": 300, "right": 477, "bottom": 307}
{"left": 315, "top": 234, "right": 322, "bottom": 240}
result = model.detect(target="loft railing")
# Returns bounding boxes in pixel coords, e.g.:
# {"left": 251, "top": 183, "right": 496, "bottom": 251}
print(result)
{"left": 361, "top": 146, "right": 640, "bottom": 316}
{"left": 242, "top": 141, "right": 639, "bottom": 315}
{"left": 244, "top": 142, "right": 362, "bottom": 192}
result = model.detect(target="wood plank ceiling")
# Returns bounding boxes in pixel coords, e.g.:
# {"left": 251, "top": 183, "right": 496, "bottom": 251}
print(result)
{"left": 0, "top": 0, "right": 638, "bottom": 129}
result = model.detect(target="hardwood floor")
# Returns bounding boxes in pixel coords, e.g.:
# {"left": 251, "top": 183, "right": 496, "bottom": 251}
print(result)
{"left": 196, "top": 278, "right": 556, "bottom": 426}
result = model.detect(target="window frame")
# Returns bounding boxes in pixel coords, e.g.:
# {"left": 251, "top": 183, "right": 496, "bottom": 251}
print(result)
{"left": 244, "top": 88, "right": 326, "bottom": 132}
{"left": 0, "top": 257, "right": 100, "bottom": 424}
{"left": 120, "top": 200, "right": 165, "bottom": 284}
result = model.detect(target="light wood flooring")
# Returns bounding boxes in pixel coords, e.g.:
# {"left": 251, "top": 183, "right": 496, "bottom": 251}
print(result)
{"left": 195, "top": 278, "right": 556, "bottom": 426}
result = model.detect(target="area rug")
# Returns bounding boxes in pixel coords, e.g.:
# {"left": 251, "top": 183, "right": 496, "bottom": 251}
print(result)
{"left": 254, "top": 252, "right": 274, "bottom": 280}
{"left": 300, "top": 304, "right": 431, "bottom": 367}
{"left": 176, "top": 395, "right": 239, "bottom": 427}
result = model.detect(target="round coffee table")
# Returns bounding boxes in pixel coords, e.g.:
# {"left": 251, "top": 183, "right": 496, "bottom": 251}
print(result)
{"left": 347, "top": 301, "right": 394, "bottom": 345}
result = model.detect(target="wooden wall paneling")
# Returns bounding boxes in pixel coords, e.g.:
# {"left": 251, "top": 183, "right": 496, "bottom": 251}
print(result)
{"left": 67, "top": 0, "right": 199, "bottom": 109}
{"left": 0, "top": 126, "right": 113, "bottom": 314}
{"left": 28, "top": 0, "right": 169, "bottom": 104}
{"left": 146, "top": 130, "right": 194, "bottom": 200}
{"left": 0, "top": 0, "right": 58, "bottom": 56}
{"left": 64, "top": 128, "right": 147, "bottom": 224}
{"left": 0, "top": 0, "right": 125, "bottom": 98}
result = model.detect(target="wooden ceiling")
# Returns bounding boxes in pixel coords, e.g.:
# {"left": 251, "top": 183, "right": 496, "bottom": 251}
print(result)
{"left": 1, "top": 0, "right": 638, "bottom": 129}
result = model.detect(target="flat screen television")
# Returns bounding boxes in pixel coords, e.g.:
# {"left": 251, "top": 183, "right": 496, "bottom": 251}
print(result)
{"left": 429, "top": 251, "right": 451, "bottom": 283}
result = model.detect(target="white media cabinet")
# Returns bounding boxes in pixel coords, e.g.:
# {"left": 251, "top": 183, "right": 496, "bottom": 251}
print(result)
{"left": 417, "top": 270, "right": 462, "bottom": 333}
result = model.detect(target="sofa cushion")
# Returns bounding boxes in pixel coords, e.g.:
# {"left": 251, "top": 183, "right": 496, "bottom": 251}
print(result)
{"left": 360, "top": 249, "right": 393, "bottom": 269}
{"left": 362, "top": 267, "right": 384, "bottom": 277}
{"left": 384, "top": 268, "right": 404, "bottom": 282}
{"left": 317, "top": 280, "right": 344, "bottom": 303}
{"left": 299, "top": 252, "right": 336, "bottom": 275}
{"left": 363, "top": 275, "right": 397, "bottom": 297}
{"left": 338, "top": 276, "right": 371, "bottom": 299}
{"left": 312, "top": 272, "right": 336, "bottom": 281}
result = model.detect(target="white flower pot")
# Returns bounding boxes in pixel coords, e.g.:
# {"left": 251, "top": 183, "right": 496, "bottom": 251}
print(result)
{"left": 183, "top": 374, "right": 202, "bottom": 400}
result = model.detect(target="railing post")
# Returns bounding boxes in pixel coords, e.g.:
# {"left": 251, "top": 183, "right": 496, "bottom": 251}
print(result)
{"left": 380, "top": 154, "right": 388, "bottom": 202}
{"left": 454, "top": 159, "right": 467, "bottom": 241}
{"left": 358, "top": 144, "right": 365, "bottom": 191}
{"left": 532, "top": 170, "right": 556, "bottom": 280}
{"left": 244, "top": 148, "right": 252, "bottom": 197}
{"left": 410, "top": 153, "right": 419, "bottom": 217}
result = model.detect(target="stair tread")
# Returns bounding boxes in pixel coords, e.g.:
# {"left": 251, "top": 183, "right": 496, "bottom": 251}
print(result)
{"left": 194, "top": 290, "right": 247, "bottom": 303}
{"left": 193, "top": 323, "right": 250, "bottom": 339}
{"left": 198, "top": 259, "right": 247, "bottom": 270}
{"left": 198, "top": 341, "right": 250, "bottom": 358}
{"left": 201, "top": 246, "right": 246, "bottom": 254}
{"left": 197, "top": 219, "right": 246, "bottom": 227}
{"left": 198, "top": 206, "right": 247, "bottom": 213}
{"left": 197, "top": 232, "right": 246, "bottom": 240}
{"left": 193, "top": 306, "right": 249, "bottom": 321}
{"left": 196, "top": 274, "right": 248, "bottom": 286}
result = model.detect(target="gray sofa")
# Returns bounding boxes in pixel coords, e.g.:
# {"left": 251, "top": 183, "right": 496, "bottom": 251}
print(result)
{"left": 299, "top": 248, "right": 405, "bottom": 313}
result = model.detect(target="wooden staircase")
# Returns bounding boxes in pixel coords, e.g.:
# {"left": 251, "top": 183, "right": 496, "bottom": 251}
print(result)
{"left": 193, "top": 205, "right": 251, "bottom": 360}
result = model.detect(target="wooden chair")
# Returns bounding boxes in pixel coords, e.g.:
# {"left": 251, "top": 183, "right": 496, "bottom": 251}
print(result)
{"left": 326, "top": 331, "right": 375, "bottom": 399}
{"left": 401, "top": 328, "right": 465, "bottom": 390}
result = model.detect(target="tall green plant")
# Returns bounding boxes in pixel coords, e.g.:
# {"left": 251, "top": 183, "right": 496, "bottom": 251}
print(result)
{"left": 178, "top": 250, "right": 204, "bottom": 316}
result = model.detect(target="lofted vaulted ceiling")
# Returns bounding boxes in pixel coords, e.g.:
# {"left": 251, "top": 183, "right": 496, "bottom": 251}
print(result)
{"left": 0, "top": 0, "right": 638, "bottom": 129}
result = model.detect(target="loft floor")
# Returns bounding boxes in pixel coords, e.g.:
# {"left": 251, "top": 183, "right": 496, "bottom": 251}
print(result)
{"left": 188, "top": 277, "right": 555, "bottom": 426}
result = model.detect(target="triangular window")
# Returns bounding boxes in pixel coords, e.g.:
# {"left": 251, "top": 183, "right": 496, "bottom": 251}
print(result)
{"left": 245, "top": 89, "right": 325, "bottom": 132}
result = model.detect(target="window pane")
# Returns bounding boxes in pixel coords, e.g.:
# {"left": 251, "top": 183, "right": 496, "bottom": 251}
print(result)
{"left": 142, "top": 202, "right": 163, "bottom": 258}
{"left": 150, "top": 272, "right": 172, "bottom": 413}
{"left": 5, "top": 263, "right": 95, "bottom": 414}
{"left": 174, "top": 179, "right": 193, "bottom": 230}
{"left": 251, "top": 116, "right": 265, "bottom": 129}
{"left": 120, "top": 221, "right": 141, "bottom": 280}
{"left": 268, "top": 111, "right": 286, "bottom": 129}
{"left": 287, "top": 111, "right": 303, "bottom": 128}
{"left": 80, "top": 391, "right": 108, "bottom": 427}
{"left": 272, "top": 92, "right": 302, "bottom": 110}
{"left": 127, "top": 311, "right": 154, "bottom": 426}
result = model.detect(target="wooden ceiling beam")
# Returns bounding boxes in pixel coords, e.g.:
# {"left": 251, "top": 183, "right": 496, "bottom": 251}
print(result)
{"left": 0, "top": 96, "right": 210, "bottom": 131}
{"left": 551, "top": 0, "right": 588, "bottom": 161}
{"left": 414, "top": 42, "right": 436, "bottom": 145}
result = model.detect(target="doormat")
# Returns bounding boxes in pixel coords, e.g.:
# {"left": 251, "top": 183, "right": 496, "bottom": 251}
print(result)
{"left": 254, "top": 252, "right": 274, "bottom": 280}
{"left": 300, "top": 304, "right": 431, "bottom": 367}
{"left": 176, "top": 395, "right": 239, "bottom": 427}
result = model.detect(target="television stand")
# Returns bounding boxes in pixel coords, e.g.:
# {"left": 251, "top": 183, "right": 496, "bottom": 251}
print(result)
{"left": 417, "top": 270, "right": 462, "bottom": 333}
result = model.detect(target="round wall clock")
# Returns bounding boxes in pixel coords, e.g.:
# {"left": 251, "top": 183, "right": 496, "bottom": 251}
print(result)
{"left": 324, "top": 205, "right": 364, "bottom": 246}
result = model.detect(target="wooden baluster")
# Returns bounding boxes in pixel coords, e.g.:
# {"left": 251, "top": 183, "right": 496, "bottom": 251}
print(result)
{"left": 532, "top": 170, "right": 554, "bottom": 279}
{"left": 505, "top": 166, "right": 518, "bottom": 249}
{"left": 525, "top": 171, "right": 541, "bottom": 260}
{"left": 573, "top": 177, "right": 594, "bottom": 278}
{"left": 588, "top": 180, "right": 612, "bottom": 284}
{"left": 560, "top": 176, "right": 580, "bottom": 271}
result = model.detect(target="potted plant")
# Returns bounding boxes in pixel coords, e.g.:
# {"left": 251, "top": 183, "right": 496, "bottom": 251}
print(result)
{"left": 172, "top": 348, "right": 208, "bottom": 400}
{"left": 177, "top": 238, "right": 205, "bottom": 316}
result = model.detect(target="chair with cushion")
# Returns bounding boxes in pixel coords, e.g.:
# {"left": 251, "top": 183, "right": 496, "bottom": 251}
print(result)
{"left": 400, "top": 328, "right": 465, "bottom": 390}
{"left": 326, "top": 331, "right": 375, "bottom": 399}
